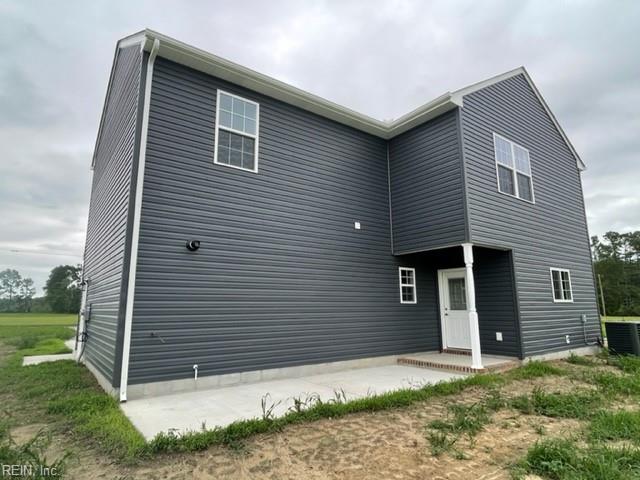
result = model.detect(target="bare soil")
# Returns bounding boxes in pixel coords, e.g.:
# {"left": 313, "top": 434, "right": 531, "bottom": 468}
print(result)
{"left": 15, "top": 363, "right": 616, "bottom": 480}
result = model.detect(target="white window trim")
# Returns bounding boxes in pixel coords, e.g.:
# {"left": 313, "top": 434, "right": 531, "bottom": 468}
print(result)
{"left": 493, "top": 133, "right": 535, "bottom": 204}
{"left": 549, "top": 267, "right": 574, "bottom": 303}
{"left": 214, "top": 89, "right": 260, "bottom": 173}
{"left": 399, "top": 267, "right": 417, "bottom": 304}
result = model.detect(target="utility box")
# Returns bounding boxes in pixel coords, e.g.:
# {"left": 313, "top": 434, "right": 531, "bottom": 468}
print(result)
{"left": 605, "top": 321, "right": 640, "bottom": 356}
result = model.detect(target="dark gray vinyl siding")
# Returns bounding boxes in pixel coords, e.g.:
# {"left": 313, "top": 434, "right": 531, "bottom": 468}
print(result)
{"left": 83, "top": 45, "right": 142, "bottom": 384}
{"left": 389, "top": 110, "right": 467, "bottom": 254}
{"left": 474, "top": 247, "right": 521, "bottom": 357}
{"left": 460, "top": 74, "right": 599, "bottom": 356}
{"left": 128, "top": 58, "right": 438, "bottom": 384}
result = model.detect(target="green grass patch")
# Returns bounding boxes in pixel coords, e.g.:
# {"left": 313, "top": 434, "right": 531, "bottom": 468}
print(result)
{"left": 20, "top": 338, "right": 71, "bottom": 357}
{"left": 517, "top": 437, "right": 640, "bottom": 479}
{"left": 0, "top": 313, "right": 77, "bottom": 327}
{"left": 590, "top": 410, "right": 640, "bottom": 445}
{"left": 587, "top": 371, "right": 640, "bottom": 397}
{"left": 566, "top": 353, "right": 596, "bottom": 367}
{"left": 508, "top": 360, "right": 565, "bottom": 380}
{"left": 511, "top": 387, "right": 602, "bottom": 419}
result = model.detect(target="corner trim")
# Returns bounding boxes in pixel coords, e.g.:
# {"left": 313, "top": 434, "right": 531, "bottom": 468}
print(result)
{"left": 119, "top": 38, "right": 160, "bottom": 402}
{"left": 456, "top": 107, "right": 471, "bottom": 242}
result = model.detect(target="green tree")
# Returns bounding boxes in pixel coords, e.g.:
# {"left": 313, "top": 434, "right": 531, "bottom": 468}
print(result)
{"left": 44, "top": 265, "right": 82, "bottom": 313}
{"left": 17, "top": 277, "right": 36, "bottom": 312}
{"left": 0, "top": 269, "right": 22, "bottom": 303}
{"left": 592, "top": 231, "right": 640, "bottom": 316}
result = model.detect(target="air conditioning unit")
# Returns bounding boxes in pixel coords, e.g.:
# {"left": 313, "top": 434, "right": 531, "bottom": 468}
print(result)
{"left": 605, "top": 322, "right": 640, "bottom": 356}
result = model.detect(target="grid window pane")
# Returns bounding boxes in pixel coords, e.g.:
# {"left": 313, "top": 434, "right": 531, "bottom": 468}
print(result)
{"left": 244, "top": 118, "right": 256, "bottom": 135}
{"left": 245, "top": 102, "right": 257, "bottom": 120}
{"left": 242, "top": 152, "right": 254, "bottom": 170}
{"left": 219, "top": 110, "right": 232, "bottom": 129}
{"left": 229, "top": 148, "right": 242, "bottom": 167}
{"left": 514, "top": 145, "right": 531, "bottom": 174}
{"left": 402, "top": 286, "right": 415, "bottom": 302}
{"left": 217, "top": 145, "right": 230, "bottom": 165}
{"left": 220, "top": 92, "right": 233, "bottom": 111}
{"left": 517, "top": 173, "right": 533, "bottom": 201}
{"left": 448, "top": 278, "right": 467, "bottom": 310}
{"left": 498, "top": 165, "right": 515, "bottom": 195}
{"left": 399, "top": 268, "right": 416, "bottom": 303}
{"left": 495, "top": 136, "right": 513, "bottom": 166}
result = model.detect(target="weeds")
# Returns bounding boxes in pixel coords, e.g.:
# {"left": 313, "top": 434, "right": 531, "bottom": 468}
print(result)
{"left": 511, "top": 387, "right": 602, "bottom": 419}
{"left": 508, "top": 360, "right": 565, "bottom": 380}
{"left": 566, "top": 353, "right": 595, "bottom": 367}
{"left": 517, "top": 437, "right": 640, "bottom": 479}
{"left": 589, "top": 410, "right": 640, "bottom": 445}
{"left": 0, "top": 423, "right": 71, "bottom": 479}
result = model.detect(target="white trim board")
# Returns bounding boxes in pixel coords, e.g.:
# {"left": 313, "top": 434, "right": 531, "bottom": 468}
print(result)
{"left": 92, "top": 30, "right": 585, "bottom": 171}
{"left": 119, "top": 38, "right": 160, "bottom": 402}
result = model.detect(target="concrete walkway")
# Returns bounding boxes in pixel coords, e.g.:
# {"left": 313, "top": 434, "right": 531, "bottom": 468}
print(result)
{"left": 22, "top": 338, "right": 76, "bottom": 366}
{"left": 121, "top": 365, "right": 465, "bottom": 439}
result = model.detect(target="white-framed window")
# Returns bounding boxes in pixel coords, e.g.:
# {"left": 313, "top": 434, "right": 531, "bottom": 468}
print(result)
{"left": 550, "top": 268, "right": 573, "bottom": 302}
{"left": 399, "top": 267, "right": 417, "bottom": 304}
{"left": 214, "top": 90, "right": 260, "bottom": 173}
{"left": 493, "top": 133, "right": 534, "bottom": 203}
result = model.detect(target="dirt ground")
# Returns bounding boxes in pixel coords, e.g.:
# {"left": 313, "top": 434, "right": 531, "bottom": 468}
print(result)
{"left": 22, "top": 364, "right": 604, "bottom": 480}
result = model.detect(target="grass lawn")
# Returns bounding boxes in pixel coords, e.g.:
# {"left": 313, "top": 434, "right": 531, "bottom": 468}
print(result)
{"left": 2, "top": 318, "right": 640, "bottom": 478}
{"left": 603, "top": 315, "right": 640, "bottom": 322}
{"left": 0, "top": 312, "right": 77, "bottom": 326}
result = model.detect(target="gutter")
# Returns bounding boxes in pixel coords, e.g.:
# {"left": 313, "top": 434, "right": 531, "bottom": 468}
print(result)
{"left": 118, "top": 38, "right": 160, "bottom": 402}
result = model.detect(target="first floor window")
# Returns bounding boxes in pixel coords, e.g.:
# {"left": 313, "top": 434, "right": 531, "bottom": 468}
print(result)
{"left": 399, "top": 267, "right": 417, "bottom": 304}
{"left": 215, "top": 90, "right": 259, "bottom": 172}
{"left": 493, "top": 133, "right": 534, "bottom": 202}
{"left": 550, "top": 268, "right": 573, "bottom": 302}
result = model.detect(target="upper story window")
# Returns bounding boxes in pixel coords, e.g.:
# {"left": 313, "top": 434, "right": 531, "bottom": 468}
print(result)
{"left": 215, "top": 91, "right": 259, "bottom": 173}
{"left": 399, "top": 267, "right": 417, "bottom": 304}
{"left": 493, "top": 133, "right": 534, "bottom": 203}
{"left": 550, "top": 268, "right": 573, "bottom": 302}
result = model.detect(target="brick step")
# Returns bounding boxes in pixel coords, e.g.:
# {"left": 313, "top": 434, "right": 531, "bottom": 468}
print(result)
{"left": 397, "top": 357, "right": 520, "bottom": 374}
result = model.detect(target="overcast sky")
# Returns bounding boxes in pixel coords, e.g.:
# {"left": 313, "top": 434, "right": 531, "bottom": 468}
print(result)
{"left": 1, "top": 0, "right": 638, "bottom": 293}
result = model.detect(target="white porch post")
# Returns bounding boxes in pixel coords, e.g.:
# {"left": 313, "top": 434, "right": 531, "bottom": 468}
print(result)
{"left": 462, "top": 243, "right": 483, "bottom": 369}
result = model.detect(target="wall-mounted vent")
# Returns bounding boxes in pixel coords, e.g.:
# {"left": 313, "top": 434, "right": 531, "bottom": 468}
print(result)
{"left": 605, "top": 322, "right": 640, "bottom": 356}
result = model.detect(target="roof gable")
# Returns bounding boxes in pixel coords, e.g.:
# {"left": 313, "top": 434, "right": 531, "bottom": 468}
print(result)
{"left": 93, "top": 30, "right": 585, "bottom": 171}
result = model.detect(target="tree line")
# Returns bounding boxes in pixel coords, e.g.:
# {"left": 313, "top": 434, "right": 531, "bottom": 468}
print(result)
{"left": 591, "top": 231, "right": 640, "bottom": 316}
{"left": 0, "top": 265, "right": 82, "bottom": 314}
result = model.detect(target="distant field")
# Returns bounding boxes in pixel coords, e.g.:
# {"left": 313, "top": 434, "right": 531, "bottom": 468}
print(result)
{"left": 0, "top": 312, "right": 77, "bottom": 326}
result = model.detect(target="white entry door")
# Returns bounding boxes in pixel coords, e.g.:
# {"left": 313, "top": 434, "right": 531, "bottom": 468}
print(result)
{"left": 438, "top": 268, "right": 471, "bottom": 350}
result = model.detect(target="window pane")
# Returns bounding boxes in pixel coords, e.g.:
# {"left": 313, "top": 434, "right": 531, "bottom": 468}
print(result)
{"left": 242, "top": 152, "right": 254, "bottom": 171}
{"left": 514, "top": 145, "right": 530, "bottom": 174}
{"left": 229, "top": 132, "right": 243, "bottom": 151}
{"left": 232, "top": 97, "right": 245, "bottom": 116}
{"left": 561, "top": 271, "right": 572, "bottom": 300}
{"left": 242, "top": 136, "right": 255, "bottom": 154}
{"left": 517, "top": 173, "right": 533, "bottom": 201}
{"left": 229, "top": 148, "right": 242, "bottom": 167}
{"left": 220, "top": 93, "right": 233, "bottom": 111}
{"left": 218, "top": 129, "right": 230, "bottom": 147}
{"left": 217, "top": 145, "right": 230, "bottom": 165}
{"left": 219, "top": 110, "right": 232, "bottom": 129}
{"left": 402, "top": 286, "right": 415, "bottom": 302}
{"left": 552, "top": 270, "right": 562, "bottom": 300}
{"left": 232, "top": 114, "right": 244, "bottom": 131}
{"left": 244, "top": 118, "right": 256, "bottom": 135}
{"left": 448, "top": 278, "right": 467, "bottom": 310}
{"left": 498, "top": 165, "right": 515, "bottom": 195}
{"left": 495, "top": 136, "right": 513, "bottom": 166}
{"left": 406, "top": 270, "right": 414, "bottom": 285}
{"left": 245, "top": 102, "right": 257, "bottom": 120}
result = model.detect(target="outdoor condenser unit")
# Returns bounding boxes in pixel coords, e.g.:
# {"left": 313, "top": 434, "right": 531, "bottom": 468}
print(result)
{"left": 605, "top": 321, "right": 640, "bottom": 356}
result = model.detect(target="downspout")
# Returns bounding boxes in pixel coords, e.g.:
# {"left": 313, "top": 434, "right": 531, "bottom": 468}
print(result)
{"left": 119, "top": 38, "right": 160, "bottom": 402}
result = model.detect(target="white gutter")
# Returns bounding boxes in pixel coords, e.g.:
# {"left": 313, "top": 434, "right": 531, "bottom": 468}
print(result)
{"left": 119, "top": 38, "right": 160, "bottom": 402}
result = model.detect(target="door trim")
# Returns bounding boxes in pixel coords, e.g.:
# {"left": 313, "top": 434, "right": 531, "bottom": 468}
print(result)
{"left": 437, "top": 267, "right": 468, "bottom": 350}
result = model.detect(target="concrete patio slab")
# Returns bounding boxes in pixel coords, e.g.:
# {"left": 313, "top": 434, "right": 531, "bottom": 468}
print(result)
{"left": 121, "top": 365, "right": 465, "bottom": 439}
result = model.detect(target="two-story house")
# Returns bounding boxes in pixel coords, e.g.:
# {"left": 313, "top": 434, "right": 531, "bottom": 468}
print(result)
{"left": 80, "top": 30, "right": 600, "bottom": 401}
